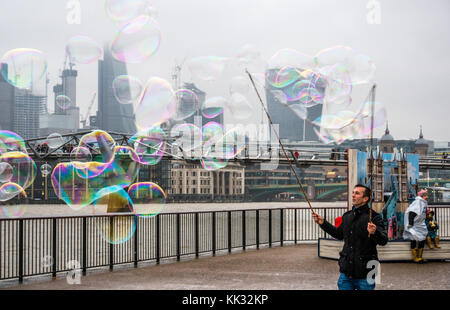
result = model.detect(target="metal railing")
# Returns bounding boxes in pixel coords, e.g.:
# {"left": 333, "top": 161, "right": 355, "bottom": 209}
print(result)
{"left": 1, "top": 205, "right": 449, "bottom": 283}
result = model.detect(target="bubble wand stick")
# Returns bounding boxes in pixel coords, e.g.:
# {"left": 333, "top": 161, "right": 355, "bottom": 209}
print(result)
{"left": 246, "top": 69, "right": 315, "bottom": 214}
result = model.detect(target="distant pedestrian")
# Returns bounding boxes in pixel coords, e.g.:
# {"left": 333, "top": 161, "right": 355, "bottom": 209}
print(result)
{"left": 425, "top": 210, "right": 440, "bottom": 249}
{"left": 312, "top": 184, "right": 388, "bottom": 290}
{"left": 403, "top": 189, "right": 429, "bottom": 263}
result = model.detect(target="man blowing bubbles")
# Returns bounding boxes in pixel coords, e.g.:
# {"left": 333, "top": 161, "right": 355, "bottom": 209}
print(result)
{"left": 312, "top": 184, "right": 388, "bottom": 290}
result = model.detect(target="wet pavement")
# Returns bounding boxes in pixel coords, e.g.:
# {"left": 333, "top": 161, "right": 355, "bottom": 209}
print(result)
{"left": 2, "top": 243, "right": 450, "bottom": 290}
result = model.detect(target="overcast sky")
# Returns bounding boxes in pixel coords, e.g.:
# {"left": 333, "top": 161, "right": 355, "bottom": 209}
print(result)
{"left": 0, "top": 0, "right": 449, "bottom": 141}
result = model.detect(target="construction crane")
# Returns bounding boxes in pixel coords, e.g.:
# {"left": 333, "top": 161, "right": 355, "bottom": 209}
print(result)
{"left": 81, "top": 92, "right": 97, "bottom": 128}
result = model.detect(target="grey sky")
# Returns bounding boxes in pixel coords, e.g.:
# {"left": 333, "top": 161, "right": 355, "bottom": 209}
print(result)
{"left": 0, "top": 0, "right": 449, "bottom": 141}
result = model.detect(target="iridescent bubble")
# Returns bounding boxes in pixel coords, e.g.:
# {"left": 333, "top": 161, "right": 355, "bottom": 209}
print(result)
{"left": 0, "top": 183, "right": 28, "bottom": 218}
{"left": 110, "top": 15, "right": 161, "bottom": 64}
{"left": 0, "top": 48, "right": 47, "bottom": 89}
{"left": 314, "top": 46, "right": 376, "bottom": 85}
{"left": 70, "top": 146, "right": 92, "bottom": 162}
{"left": 40, "top": 163, "right": 52, "bottom": 177}
{"left": 170, "top": 123, "right": 203, "bottom": 154}
{"left": 127, "top": 182, "right": 166, "bottom": 217}
{"left": 51, "top": 146, "right": 138, "bottom": 210}
{"left": 66, "top": 35, "right": 103, "bottom": 64}
{"left": 320, "top": 64, "right": 352, "bottom": 105}
{"left": 228, "top": 93, "right": 253, "bottom": 121}
{"left": 187, "top": 56, "right": 228, "bottom": 81}
{"left": 46, "top": 133, "right": 64, "bottom": 149}
{"left": 0, "top": 152, "right": 36, "bottom": 192}
{"left": 129, "top": 127, "right": 165, "bottom": 165}
{"left": 0, "top": 131, "right": 27, "bottom": 154}
{"left": 266, "top": 66, "right": 302, "bottom": 89}
{"left": 135, "top": 77, "right": 176, "bottom": 130}
{"left": 105, "top": 0, "right": 148, "bottom": 23}
{"left": 79, "top": 130, "right": 116, "bottom": 163}
{"left": 212, "top": 127, "right": 247, "bottom": 160}
{"left": 0, "top": 162, "right": 13, "bottom": 183}
{"left": 172, "top": 89, "right": 200, "bottom": 121}
{"left": 112, "top": 75, "right": 143, "bottom": 104}
{"left": 55, "top": 95, "right": 72, "bottom": 110}
{"left": 201, "top": 122, "right": 228, "bottom": 171}
{"left": 201, "top": 97, "right": 227, "bottom": 119}
{"left": 202, "top": 122, "right": 224, "bottom": 150}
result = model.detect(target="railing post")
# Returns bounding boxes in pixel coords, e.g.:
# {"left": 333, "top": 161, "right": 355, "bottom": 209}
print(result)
{"left": 195, "top": 213, "right": 199, "bottom": 258}
{"left": 109, "top": 216, "right": 114, "bottom": 271}
{"left": 134, "top": 215, "right": 138, "bottom": 268}
{"left": 228, "top": 211, "right": 232, "bottom": 253}
{"left": 82, "top": 217, "right": 87, "bottom": 276}
{"left": 269, "top": 209, "right": 272, "bottom": 248}
{"left": 242, "top": 210, "right": 246, "bottom": 251}
{"left": 52, "top": 218, "right": 57, "bottom": 278}
{"left": 256, "top": 210, "right": 259, "bottom": 250}
{"left": 176, "top": 213, "right": 180, "bottom": 261}
{"left": 156, "top": 214, "right": 160, "bottom": 264}
{"left": 212, "top": 212, "right": 216, "bottom": 257}
{"left": 294, "top": 208, "right": 298, "bottom": 244}
{"left": 280, "top": 209, "right": 284, "bottom": 247}
{"left": 18, "top": 219, "right": 24, "bottom": 284}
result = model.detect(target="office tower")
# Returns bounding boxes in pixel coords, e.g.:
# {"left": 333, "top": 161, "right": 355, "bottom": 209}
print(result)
{"left": 13, "top": 88, "right": 47, "bottom": 139}
{"left": 265, "top": 68, "right": 325, "bottom": 142}
{"left": 97, "top": 46, "right": 136, "bottom": 134}
{"left": 0, "top": 63, "right": 14, "bottom": 131}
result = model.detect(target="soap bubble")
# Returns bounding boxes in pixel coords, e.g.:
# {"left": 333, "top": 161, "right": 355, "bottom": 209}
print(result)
{"left": 0, "top": 162, "right": 13, "bottom": 183}
{"left": 112, "top": 75, "right": 143, "bottom": 104}
{"left": 40, "top": 163, "right": 52, "bottom": 177}
{"left": 135, "top": 77, "right": 176, "bottom": 129}
{"left": 127, "top": 182, "right": 166, "bottom": 217}
{"left": 0, "top": 152, "right": 36, "bottom": 192}
{"left": 46, "top": 133, "right": 64, "bottom": 149}
{"left": 172, "top": 89, "right": 200, "bottom": 121}
{"left": 0, "top": 131, "right": 27, "bottom": 154}
{"left": 0, "top": 183, "right": 28, "bottom": 218}
{"left": 55, "top": 95, "right": 72, "bottom": 110}
{"left": 70, "top": 146, "right": 92, "bottom": 162}
{"left": 105, "top": 0, "right": 149, "bottom": 24}
{"left": 129, "top": 126, "right": 166, "bottom": 165}
{"left": 66, "top": 35, "right": 103, "bottom": 64}
{"left": 110, "top": 15, "right": 161, "bottom": 64}
{"left": 0, "top": 48, "right": 47, "bottom": 89}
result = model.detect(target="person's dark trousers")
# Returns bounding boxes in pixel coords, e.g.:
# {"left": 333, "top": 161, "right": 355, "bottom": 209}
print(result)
{"left": 410, "top": 240, "right": 425, "bottom": 249}
{"left": 337, "top": 273, "right": 375, "bottom": 290}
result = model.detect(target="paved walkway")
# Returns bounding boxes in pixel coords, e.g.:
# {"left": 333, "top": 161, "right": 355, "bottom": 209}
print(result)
{"left": 2, "top": 244, "right": 450, "bottom": 290}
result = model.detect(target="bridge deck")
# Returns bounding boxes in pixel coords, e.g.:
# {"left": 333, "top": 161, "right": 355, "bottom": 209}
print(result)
{"left": 2, "top": 243, "right": 450, "bottom": 290}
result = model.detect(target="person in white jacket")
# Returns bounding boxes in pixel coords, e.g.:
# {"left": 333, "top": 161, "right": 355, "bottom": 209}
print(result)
{"left": 403, "top": 189, "right": 429, "bottom": 263}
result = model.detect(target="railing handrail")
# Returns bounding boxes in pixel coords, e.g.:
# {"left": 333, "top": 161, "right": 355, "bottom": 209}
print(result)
{"left": 0, "top": 206, "right": 349, "bottom": 221}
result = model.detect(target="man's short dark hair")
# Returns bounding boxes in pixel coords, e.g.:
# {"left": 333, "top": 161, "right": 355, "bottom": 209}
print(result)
{"left": 354, "top": 184, "right": 371, "bottom": 199}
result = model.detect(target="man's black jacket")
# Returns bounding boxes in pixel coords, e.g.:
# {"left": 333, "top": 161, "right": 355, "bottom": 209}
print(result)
{"left": 320, "top": 204, "right": 388, "bottom": 279}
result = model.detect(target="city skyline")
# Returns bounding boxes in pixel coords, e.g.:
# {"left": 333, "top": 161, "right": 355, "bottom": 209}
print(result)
{"left": 0, "top": 0, "right": 449, "bottom": 142}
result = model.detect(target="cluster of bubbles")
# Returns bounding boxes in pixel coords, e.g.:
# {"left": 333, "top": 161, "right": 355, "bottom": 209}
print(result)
{"left": 182, "top": 45, "right": 384, "bottom": 146}
{"left": 0, "top": 130, "right": 36, "bottom": 218}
